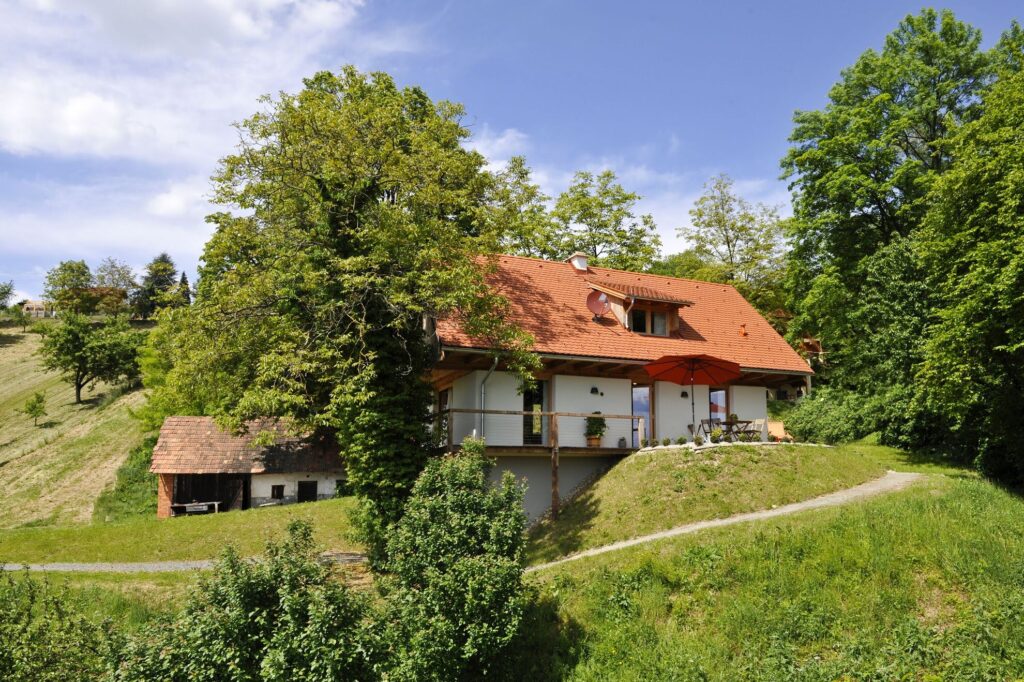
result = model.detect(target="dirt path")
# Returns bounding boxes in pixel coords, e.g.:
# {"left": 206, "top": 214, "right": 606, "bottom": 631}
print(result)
{"left": 0, "top": 551, "right": 366, "bottom": 574}
{"left": 527, "top": 470, "right": 923, "bottom": 573}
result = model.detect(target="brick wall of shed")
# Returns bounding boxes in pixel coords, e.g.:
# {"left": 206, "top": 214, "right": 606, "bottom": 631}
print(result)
{"left": 157, "top": 474, "right": 174, "bottom": 519}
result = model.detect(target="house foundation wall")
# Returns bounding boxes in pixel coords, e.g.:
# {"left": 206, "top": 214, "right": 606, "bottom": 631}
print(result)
{"left": 491, "top": 454, "right": 621, "bottom": 521}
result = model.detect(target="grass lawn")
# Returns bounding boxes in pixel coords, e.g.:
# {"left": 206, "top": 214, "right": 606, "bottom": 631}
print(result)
{"left": 0, "top": 330, "right": 149, "bottom": 527}
{"left": 521, "top": 476, "right": 1024, "bottom": 680}
{"left": 528, "top": 443, "right": 886, "bottom": 564}
{"left": 0, "top": 497, "right": 360, "bottom": 563}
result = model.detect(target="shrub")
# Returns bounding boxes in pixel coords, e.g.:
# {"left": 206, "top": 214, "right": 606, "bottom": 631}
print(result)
{"left": 694, "top": 434, "right": 705, "bottom": 446}
{"left": 661, "top": 437, "right": 671, "bottom": 446}
{"left": 111, "top": 521, "right": 374, "bottom": 681}
{"left": 786, "top": 387, "right": 882, "bottom": 444}
{"left": 640, "top": 438, "right": 648, "bottom": 448}
{"left": 383, "top": 439, "right": 528, "bottom": 681}
{"left": 675, "top": 436, "right": 687, "bottom": 445}
{"left": 0, "top": 572, "right": 109, "bottom": 682}
{"left": 710, "top": 428, "right": 723, "bottom": 444}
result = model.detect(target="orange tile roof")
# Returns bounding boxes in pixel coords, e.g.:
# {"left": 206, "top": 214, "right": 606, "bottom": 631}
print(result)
{"left": 151, "top": 417, "right": 344, "bottom": 475}
{"left": 436, "top": 254, "right": 812, "bottom": 375}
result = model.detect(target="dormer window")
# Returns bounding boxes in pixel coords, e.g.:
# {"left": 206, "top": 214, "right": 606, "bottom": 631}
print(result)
{"left": 630, "top": 308, "right": 669, "bottom": 336}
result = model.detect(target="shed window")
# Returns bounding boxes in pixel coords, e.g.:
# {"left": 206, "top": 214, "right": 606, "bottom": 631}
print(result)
{"left": 271, "top": 484, "right": 284, "bottom": 500}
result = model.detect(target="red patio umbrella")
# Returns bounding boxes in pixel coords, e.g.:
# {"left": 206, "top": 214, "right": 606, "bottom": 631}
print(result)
{"left": 643, "top": 354, "right": 742, "bottom": 436}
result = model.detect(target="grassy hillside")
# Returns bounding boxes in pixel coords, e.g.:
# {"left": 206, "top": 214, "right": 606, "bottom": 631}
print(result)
{"left": 0, "top": 496, "right": 359, "bottom": 563}
{"left": 0, "top": 330, "right": 147, "bottom": 527}
{"left": 528, "top": 443, "right": 886, "bottom": 564}
{"left": 524, "top": 475, "right": 1024, "bottom": 680}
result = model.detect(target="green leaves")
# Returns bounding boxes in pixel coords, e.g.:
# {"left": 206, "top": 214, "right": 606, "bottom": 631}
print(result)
{"left": 39, "top": 314, "right": 143, "bottom": 403}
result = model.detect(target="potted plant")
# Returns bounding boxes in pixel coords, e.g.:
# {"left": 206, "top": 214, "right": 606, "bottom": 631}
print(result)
{"left": 585, "top": 412, "right": 607, "bottom": 447}
{"left": 710, "top": 427, "right": 723, "bottom": 444}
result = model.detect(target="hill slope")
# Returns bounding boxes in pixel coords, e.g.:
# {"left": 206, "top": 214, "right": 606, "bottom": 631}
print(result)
{"left": 0, "top": 330, "right": 146, "bottom": 527}
{"left": 528, "top": 443, "right": 885, "bottom": 564}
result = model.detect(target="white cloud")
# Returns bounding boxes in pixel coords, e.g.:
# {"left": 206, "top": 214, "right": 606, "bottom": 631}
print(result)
{"left": 466, "top": 125, "right": 530, "bottom": 169}
{"left": 0, "top": 0, "right": 427, "bottom": 295}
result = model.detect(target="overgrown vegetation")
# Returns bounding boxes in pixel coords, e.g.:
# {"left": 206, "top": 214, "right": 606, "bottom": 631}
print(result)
{"left": 8, "top": 448, "right": 530, "bottom": 681}
{"left": 92, "top": 436, "right": 158, "bottom": 523}
{"left": 782, "top": 9, "right": 1024, "bottom": 482}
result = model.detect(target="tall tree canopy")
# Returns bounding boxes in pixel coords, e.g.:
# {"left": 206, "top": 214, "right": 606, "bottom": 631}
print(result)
{"left": 132, "top": 253, "right": 178, "bottom": 319}
{"left": 782, "top": 9, "right": 1024, "bottom": 482}
{"left": 915, "top": 66, "right": 1024, "bottom": 481}
{"left": 551, "top": 170, "right": 662, "bottom": 271}
{"left": 0, "top": 281, "right": 13, "bottom": 308}
{"left": 783, "top": 9, "right": 993, "bottom": 388}
{"left": 678, "top": 174, "right": 787, "bottom": 326}
{"left": 147, "top": 68, "right": 536, "bottom": 552}
{"left": 43, "top": 260, "right": 96, "bottom": 314}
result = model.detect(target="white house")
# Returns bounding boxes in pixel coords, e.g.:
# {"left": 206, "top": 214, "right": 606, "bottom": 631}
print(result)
{"left": 431, "top": 253, "right": 813, "bottom": 519}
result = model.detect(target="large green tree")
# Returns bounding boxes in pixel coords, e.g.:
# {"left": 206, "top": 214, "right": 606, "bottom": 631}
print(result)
{"left": 39, "top": 314, "right": 143, "bottom": 403}
{"left": 915, "top": 66, "right": 1024, "bottom": 482}
{"left": 679, "top": 174, "right": 787, "bottom": 326}
{"left": 132, "top": 253, "right": 178, "bottom": 319}
{"left": 147, "top": 68, "right": 535, "bottom": 555}
{"left": 551, "top": 169, "right": 662, "bottom": 271}
{"left": 0, "top": 281, "right": 13, "bottom": 308}
{"left": 43, "top": 260, "right": 96, "bottom": 314}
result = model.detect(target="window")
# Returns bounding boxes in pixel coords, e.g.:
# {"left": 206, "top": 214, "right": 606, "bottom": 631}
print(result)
{"left": 709, "top": 389, "right": 727, "bottom": 422}
{"left": 651, "top": 312, "right": 667, "bottom": 336}
{"left": 630, "top": 308, "right": 647, "bottom": 333}
{"left": 523, "top": 380, "right": 547, "bottom": 445}
{"left": 630, "top": 308, "right": 669, "bottom": 336}
{"left": 270, "top": 484, "right": 284, "bottom": 500}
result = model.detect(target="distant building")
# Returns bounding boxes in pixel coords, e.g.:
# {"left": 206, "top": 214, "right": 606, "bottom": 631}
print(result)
{"left": 22, "top": 300, "right": 49, "bottom": 318}
{"left": 151, "top": 417, "right": 345, "bottom": 518}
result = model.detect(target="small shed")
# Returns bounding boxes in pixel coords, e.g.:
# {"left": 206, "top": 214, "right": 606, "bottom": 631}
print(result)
{"left": 151, "top": 416, "right": 344, "bottom": 518}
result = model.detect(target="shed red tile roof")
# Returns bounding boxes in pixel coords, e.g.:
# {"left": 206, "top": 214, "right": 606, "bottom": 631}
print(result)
{"left": 436, "top": 254, "right": 811, "bottom": 375}
{"left": 151, "top": 417, "right": 344, "bottom": 475}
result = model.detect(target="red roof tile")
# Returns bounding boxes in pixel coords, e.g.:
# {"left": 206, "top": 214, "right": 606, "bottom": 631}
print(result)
{"left": 151, "top": 417, "right": 344, "bottom": 475}
{"left": 436, "top": 254, "right": 811, "bottom": 374}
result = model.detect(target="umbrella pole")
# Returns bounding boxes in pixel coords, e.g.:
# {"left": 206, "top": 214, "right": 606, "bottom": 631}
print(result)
{"left": 690, "top": 376, "right": 696, "bottom": 440}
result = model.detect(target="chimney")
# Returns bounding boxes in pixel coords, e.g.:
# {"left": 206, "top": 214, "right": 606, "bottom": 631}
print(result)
{"left": 567, "top": 252, "right": 589, "bottom": 272}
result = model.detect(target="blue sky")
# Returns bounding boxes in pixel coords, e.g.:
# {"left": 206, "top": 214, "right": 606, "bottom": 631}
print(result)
{"left": 1, "top": 0, "right": 1019, "bottom": 300}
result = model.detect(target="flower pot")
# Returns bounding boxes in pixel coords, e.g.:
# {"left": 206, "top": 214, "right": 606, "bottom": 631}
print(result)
{"left": 586, "top": 435, "right": 602, "bottom": 448}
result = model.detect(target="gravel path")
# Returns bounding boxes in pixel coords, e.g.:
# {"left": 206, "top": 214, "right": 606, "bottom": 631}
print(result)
{"left": 4, "top": 473, "right": 920, "bottom": 574}
{"left": 527, "top": 470, "right": 923, "bottom": 573}
{"left": 1, "top": 552, "right": 366, "bottom": 574}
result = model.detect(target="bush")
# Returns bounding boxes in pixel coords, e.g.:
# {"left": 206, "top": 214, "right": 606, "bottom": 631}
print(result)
{"left": 694, "top": 435, "right": 705, "bottom": 446}
{"left": 661, "top": 437, "right": 671, "bottom": 446}
{"left": 710, "top": 428, "right": 723, "bottom": 444}
{"left": 0, "top": 572, "right": 109, "bottom": 682}
{"left": 785, "top": 387, "right": 882, "bottom": 444}
{"left": 111, "top": 521, "right": 374, "bottom": 681}
{"left": 639, "top": 438, "right": 648, "bottom": 448}
{"left": 383, "top": 437, "right": 528, "bottom": 681}
{"left": 675, "top": 436, "right": 687, "bottom": 445}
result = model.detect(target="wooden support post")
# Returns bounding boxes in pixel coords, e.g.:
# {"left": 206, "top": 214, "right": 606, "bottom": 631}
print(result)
{"left": 550, "top": 413, "right": 559, "bottom": 518}
{"left": 447, "top": 410, "right": 453, "bottom": 450}
{"left": 637, "top": 416, "right": 646, "bottom": 446}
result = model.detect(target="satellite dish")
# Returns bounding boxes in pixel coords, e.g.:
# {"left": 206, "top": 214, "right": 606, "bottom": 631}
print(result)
{"left": 587, "top": 290, "right": 611, "bottom": 317}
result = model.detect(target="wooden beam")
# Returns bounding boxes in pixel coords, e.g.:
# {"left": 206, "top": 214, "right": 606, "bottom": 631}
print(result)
{"left": 550, "top": 414, "right": 560, "bottom": 519}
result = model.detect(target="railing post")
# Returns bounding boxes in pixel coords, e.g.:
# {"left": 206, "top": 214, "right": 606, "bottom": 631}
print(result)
{"left": 550, "top": 413, "right": 559, "bottom": 519}
{"left": 447, "top": 409, "right": 453, "bottom": 451}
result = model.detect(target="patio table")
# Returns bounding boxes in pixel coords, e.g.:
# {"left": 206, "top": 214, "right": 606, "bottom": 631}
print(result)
{"left": 721, "top": 420, "right": 752, "bottom": 438}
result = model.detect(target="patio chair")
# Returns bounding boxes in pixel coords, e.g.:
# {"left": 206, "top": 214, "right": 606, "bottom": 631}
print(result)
{"left": 698, "top": 419, "right": 715, "bottom": 436}
{"left": 743, "top": 418, "right": 767, "bottom": 441}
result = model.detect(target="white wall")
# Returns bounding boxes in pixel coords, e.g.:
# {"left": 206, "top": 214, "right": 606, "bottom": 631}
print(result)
{"left": 251, "top": 472, "right": 341, "bottom": 502}
{"left": 654, "top": 382, "right": 710, "bottom": 442}
{"left": 451, "top": 372, "right": 480, "bottom": 444}
{"left": 729, "top": 385, "right": 769, "bottom": 439}
{"left": 482, "top": 371, "right": 524, "bottom": 446}
{"left": 552, "top": 375, "right": 631, "bottom": 448}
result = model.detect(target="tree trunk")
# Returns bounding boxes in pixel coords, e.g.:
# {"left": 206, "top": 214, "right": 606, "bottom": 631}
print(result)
{"left": 75, "top": 382, "right": 82, "bottom": 403}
